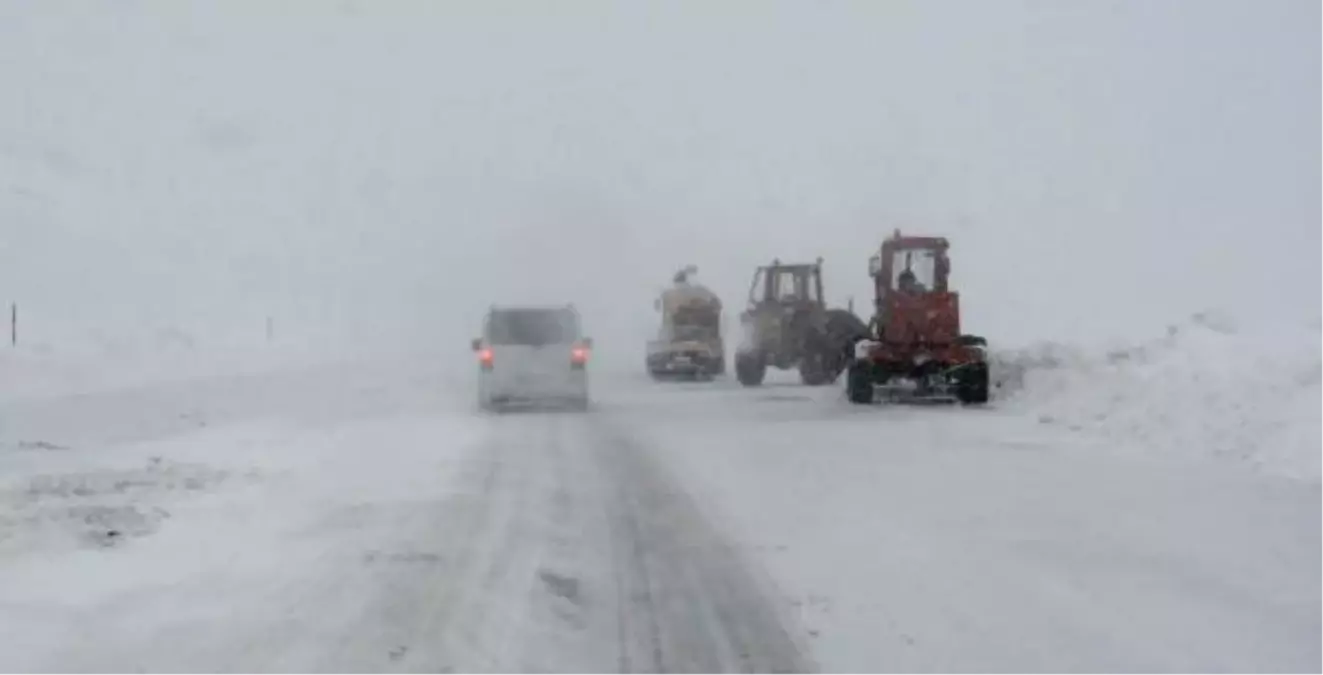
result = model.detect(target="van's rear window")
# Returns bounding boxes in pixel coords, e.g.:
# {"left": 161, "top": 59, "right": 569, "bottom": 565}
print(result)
{"left": 487, "top": 310, "right": 577, "bottom": 346}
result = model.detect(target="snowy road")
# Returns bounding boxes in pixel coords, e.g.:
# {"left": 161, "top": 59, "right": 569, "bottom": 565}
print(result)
{"left": 0, "top": 357, "right": 1318, "bottom": 672}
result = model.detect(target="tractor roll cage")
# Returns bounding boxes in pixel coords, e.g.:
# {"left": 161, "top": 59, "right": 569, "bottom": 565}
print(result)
{"left": 871, "top": 232, "right": 951, "bottom": 313}
{"left": 749, "top": 258, "right": 826, "bottom": 306}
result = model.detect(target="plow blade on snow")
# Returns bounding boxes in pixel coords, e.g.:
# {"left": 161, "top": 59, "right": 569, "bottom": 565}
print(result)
{"left": 868, "top": 378, "right": 961, "bottom": 405}
{"left": 847, "top": 355, "right": 991, "bottom": 406}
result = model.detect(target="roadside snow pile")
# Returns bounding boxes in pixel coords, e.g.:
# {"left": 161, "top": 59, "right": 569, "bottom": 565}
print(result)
{"left": 994, "top": 312, "right": 1321, "bottom": 481}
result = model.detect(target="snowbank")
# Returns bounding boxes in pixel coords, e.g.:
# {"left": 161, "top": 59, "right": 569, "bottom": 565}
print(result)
{"left": 993, "top": 312, "right": 1322, "bottom": 481}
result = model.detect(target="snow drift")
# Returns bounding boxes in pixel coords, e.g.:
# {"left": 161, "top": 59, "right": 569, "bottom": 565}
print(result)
{"left": 993, "top": 312, "right": 1321, "bottom": 481}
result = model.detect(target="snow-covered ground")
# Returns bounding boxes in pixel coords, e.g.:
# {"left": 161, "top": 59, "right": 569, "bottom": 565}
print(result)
{"left": 0, "top": 356, "right": 487, "bottom": 670}
{"left": 0, "top": 320, "right": 1318, "bottom": 672}
{"left": 628, "top": 388, "right": 1319, "bottom": 672}
{"left": 2, "top": 0, "right": 1317, "bottom": 671}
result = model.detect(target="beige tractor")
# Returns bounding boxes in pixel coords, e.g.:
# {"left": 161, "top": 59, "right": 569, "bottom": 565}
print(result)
{"left": 734, "top": 258, "right": 869, "bottom": 387}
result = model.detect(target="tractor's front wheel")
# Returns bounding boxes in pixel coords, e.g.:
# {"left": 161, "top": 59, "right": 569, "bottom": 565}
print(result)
{"left": 735, "top": 351, "right": 767, "bottom": 387}
{"left": 846, "top": 361, "right": 875, "bottom": 404}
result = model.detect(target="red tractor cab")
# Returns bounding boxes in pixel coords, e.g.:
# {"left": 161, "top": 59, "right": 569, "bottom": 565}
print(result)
{"left": 847, "top": 230, "right": 989, "bottom": 404}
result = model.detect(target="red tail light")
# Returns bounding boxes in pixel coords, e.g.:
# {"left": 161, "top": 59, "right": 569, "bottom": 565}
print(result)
{"left": 477, "top": 348, "right": 494, "bottom": 368}
{"left": 570, "top": 345, "right": 589, "bottom": 366}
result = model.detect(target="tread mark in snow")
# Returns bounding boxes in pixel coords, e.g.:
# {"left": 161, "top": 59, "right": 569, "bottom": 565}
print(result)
{"left": 594, "top": 424, "right": 815, "bottom": 673}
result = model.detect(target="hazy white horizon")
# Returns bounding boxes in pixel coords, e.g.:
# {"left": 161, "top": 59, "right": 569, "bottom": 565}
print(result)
{"left": 1, "top": 0, "right": 1317, "bottom": 361}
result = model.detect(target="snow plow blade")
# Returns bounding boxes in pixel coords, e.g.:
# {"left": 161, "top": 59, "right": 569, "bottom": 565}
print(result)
{"left": 869, "top": 379, "right": 960, "bottom": 405}
{"left": 847, "top": 355, "right": 990, "bottom": 406}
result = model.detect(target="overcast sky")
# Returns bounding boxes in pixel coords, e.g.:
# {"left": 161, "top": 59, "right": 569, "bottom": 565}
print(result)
{"left": 0, "top": 0, "right": 1317, "bottom": 359}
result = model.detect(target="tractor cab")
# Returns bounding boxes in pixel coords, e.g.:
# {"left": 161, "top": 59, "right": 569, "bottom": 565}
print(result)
{"left": 748, "top": 258, "right": 826, "bottom": 310}
{"left": 868, "top": 231, "right": 959, "bottom": 346}
{"left": 744, "top": 259, "right": 828, "bottom": 362}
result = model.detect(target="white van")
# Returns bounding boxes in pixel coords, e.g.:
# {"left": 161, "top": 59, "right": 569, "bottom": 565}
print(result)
{"left": 472, "top": 305, "right": 592, "bottom": 411}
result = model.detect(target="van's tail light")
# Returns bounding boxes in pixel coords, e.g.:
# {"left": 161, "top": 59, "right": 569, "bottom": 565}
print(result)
{"left": 477, "top": 348, "right": 495, "bottom": 369}
{"left": 570, "top": 345, "right": 590, "bottom": 368}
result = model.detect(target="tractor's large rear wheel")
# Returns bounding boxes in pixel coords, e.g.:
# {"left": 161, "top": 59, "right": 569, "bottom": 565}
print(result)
{"left": 825, "top": 309, "right": 870, "bottom": 343}
{"left": 735, "top": 351, "right": 767, "bottom": 387}
{"left": 823, "top": 309, "right": 871, "bottom": 382}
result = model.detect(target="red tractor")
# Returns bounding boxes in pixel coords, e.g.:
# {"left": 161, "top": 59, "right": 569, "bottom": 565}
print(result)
{"left": 846, "top": 230, "right": 990, "bottom": 405}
